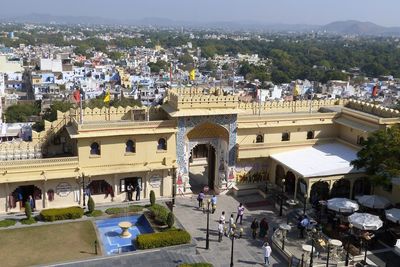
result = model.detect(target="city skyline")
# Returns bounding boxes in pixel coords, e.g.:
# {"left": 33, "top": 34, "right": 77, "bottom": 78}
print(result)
{"left": 1, "top": 0, "right": 400, "bottom": 27}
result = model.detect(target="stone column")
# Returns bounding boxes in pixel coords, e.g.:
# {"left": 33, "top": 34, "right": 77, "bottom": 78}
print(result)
{"left": 5, "top": 183, "right": 9, "bottom": 212}
{"left": 42, "top": 181, "right": 48, "bottom": 209}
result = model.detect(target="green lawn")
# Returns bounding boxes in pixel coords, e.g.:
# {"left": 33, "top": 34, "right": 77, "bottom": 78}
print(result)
{"left": 0, "top": 221, "right": 98, "bottom": 267}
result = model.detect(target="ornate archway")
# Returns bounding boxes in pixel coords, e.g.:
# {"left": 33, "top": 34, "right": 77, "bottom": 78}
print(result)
{"left": 310, "top": 181, "right": 329, "bottom": 204}
{"left": 177, "top": 117, "right": 235, "bottom": 193}
{"left": 330, "top": 179, "right": 351, "bottom": 199}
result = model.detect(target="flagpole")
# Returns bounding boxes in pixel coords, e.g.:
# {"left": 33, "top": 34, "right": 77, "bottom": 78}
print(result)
{"left": 80, "top": 93, "right": 83, "bottom": 124}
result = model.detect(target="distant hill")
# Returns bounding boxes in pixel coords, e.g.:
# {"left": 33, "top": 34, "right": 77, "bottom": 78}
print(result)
{"left": 321, "top": 20, "right": 400, "bottom": 36}
{"left": 2, "top": 14, "right": 400, "bottom": 36}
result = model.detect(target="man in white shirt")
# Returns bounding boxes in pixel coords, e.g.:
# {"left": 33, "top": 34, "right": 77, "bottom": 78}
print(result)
{"left": 262, "top": 242, "right": 272, "bottom": 266}
{"left": 218, "top": 220, "right": 224, "bottom": 242}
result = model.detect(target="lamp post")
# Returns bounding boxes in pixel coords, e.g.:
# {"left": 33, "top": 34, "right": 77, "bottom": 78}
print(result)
{"left": 279, "top": 178, "right": 286, "bottom": 217}
{"left": 309, "top": 228, "right": 316, "bottom": 267}
{"left": 205, "top": 198, "right": 211, "bottom": 250}
{"left": 303, "top": 193, "right": 307, "bottom": 215}
{"left": 230, "top": 224, "right": 239, "bottom": 267}
{"left": 345, "top": 224, "right": 353, "bottom": 266}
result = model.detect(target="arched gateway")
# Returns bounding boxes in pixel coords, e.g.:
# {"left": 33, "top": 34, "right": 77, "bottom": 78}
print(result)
{"left": 176, "top": 115, "right": 237, "bottom": 194}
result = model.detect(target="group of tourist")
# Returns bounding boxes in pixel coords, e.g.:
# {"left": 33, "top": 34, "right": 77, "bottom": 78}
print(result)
{"left": 197, "top": 191, "right": 272, "bottom": 266}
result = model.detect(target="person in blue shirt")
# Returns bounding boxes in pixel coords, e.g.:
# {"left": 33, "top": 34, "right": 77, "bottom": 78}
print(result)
{"left": 211, "top": 195, "right": 217, "bottom": 214}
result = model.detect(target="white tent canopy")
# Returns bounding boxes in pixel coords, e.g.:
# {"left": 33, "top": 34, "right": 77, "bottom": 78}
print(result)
{"left": 358, "top": 195, "right": 391, "bottom": 209}
{"left": 348, "top": 213, "right": 383, "bottom": 231}
{"left": 385, "top": 208, "right": 400, "bottom": 224}
{"left": 270, "top": 143, "right": 362, "bottom": 177}
{"left": 327, "top": 198, "right": 359, "bottom": 213}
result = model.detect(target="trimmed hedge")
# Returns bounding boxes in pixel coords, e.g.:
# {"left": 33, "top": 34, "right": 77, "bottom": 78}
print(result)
{"left": 40, "top": 206, "right": 84, "bottom": 222}
{"left": 148, "top": 204, "right": 169, "bottom": 225}
{"left": 0, "top": 219, "right": 16, "bottom": 228}
{"left": 21, "top": 217, "right": 37, "bottom": 225}
{"left": 178, "top": 264, "right": 213, "bottom": 267}
{"left": 136, "top": 229, "right": 191, "bottom": 249}
{"left": 105, "top": 205, "right": 143, "bottom": 215}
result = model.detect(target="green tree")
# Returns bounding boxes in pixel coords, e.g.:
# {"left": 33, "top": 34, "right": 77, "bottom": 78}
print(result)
{"left": 179, "top": 53, "right": 193, "bottom": 65}
{"left": 351, "top": 126, "right": 400, "bottom": 189}
{"left": 150, "top": 190, "right": 156, "bottom": 206}
{"left": 43, "top": 101, "right": 74, "bottom": 122}
{"left": 5, "top": 103, "right": 40, "bottom": 123}
{"left": 108, "top": 51, "right": 123, "bottom": 61}
{"left": 167, "top": 212, "right": 175, "bottom": 228}
{"left": 87, "top": 196, "right": 95, "bottom": 213}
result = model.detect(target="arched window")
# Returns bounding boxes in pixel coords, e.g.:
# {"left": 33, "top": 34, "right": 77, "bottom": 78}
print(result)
{"left": 90, "top": 142, "right": 100, "bottom": 155}
{"left": 256, "top": 134, "right": 264, "bottom": 143}
{"left": 281, "top": 132, "right": 290, "bottom": 141}
{"left": 307, "top": 130, "right": 315, "bottom": 140}
{"left": 125, "top": 140, "right": 136, "bottom": 153}
{"left": 157, "top": 138, "right": 167, "bottom": 150}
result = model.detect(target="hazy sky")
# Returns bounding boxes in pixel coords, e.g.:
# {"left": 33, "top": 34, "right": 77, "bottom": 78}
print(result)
{"left": 2, "top": 0, "right": 400, "bottom": 26}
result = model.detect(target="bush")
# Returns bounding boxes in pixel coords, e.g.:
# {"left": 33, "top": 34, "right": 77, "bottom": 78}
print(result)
{"left": 85, "top": 210, "right": 103, "bottom": 217}
{"left": 40, "top": 206, "right": 84, "bottom": 222}
{"left": 25, "top": 202, "right": 32, "bottom": 219}
{"left": 178, "top": 264, "right": 213, "bottom": 267}
{"left": 105, "top": 205, "right": 143, "bottom": 215}
{"left": 150, "top": 190, "right": 155, "bottom": 206}
{"left": 87, "top": 196, "right": 95, "bottom": 213}
{"left": 0, "top": 219, "right": 16, "bottom": 228}
{"left": 167, "top": 212, "right": 175, "bottom": 228}
{"left": 148, "top": 204, "right": 169, "bottom": 225}
{"left": 21, "top": 217, "right": 37, "bottom": 225}
{"left": 136, "top": 229, "right": 191, "bottom": 249}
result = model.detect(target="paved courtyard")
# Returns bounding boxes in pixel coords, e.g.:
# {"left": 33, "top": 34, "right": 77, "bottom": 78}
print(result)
{"left": 173, "top": 192, "right": 287, "bottom": 267}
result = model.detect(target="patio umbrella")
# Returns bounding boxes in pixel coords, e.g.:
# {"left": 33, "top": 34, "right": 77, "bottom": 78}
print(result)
{"left": 358, "top": 195, "right": 391, "bottom": 209}
{"left": 348, "top": 212, "right": 383, "bottom": 230}
{"left": 385, "top": 208, "right": 400, "bottom": 224}
{"left": 327, "top": 198, "right": 359, "bottom": 213}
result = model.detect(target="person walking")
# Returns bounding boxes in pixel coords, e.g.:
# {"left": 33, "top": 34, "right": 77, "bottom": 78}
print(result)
{"left": 259, "top": 218, "right": 269, "bottom": 239}
{"left": 197, "top": 191, "right": 205, "bottom": 209}
{"left": 218, "top": 220, "right": 224, "bottom": 242}
{"left": 135, "top": 183, "right": 141, "bottom": 201}
{"left": 262, "top": 242, "right": 272, "bottom": 266}
{"left": 211, "top": 195, "right": 217, "bottom": 214}
{"left": 251, "top": 218, "right": 259, "bottom": 239}
{"left": 220, "top": 211, "right": 226, "bottom": 235}
{"left": 235, "top": 203, "right": 245, "bottom": 224}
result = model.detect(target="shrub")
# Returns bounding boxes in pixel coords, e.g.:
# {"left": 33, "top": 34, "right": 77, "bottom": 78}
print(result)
{"left": 87, "top": 196, "right": 95, "bottom": 213}
{"left": 105, "top": 205, "right": 143, "bottom": 215}
{"left": 150, "top": 190, "right": 155, "bottom": 206}
{"left": 21, "top": 217, "right": 36, "bottom": 225}
{"left": 178, "top": 264, "right": 213, "bottom": 267}
{"left": 0, "top": 219, "right": 16, "bottom": 228}
{"left": 40, "top": 206, "right": 84, "bottom": 222}
{"left": 25, "top": 201, "right": 32, "bottom": 219}
{"left": 167, "top": 212, "right": 175, "bottom": 228}
{"left": 85, "top": 210, "right": 103, "bottom": 217}
{"left": 136, "top": 229, "right": 191, "bottom": 249}
{"left": 148, "top": 204, "right": 169, "bottom": 225}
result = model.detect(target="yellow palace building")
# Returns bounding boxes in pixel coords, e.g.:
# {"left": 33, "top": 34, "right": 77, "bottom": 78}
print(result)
{"left": 0, "top": 88, "right": 399, "bottom": 213}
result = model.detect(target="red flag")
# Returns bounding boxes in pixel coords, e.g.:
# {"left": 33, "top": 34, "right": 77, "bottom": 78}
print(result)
{"left": 73, "top": 89, "right": 81, "bottom": 103}
{"left": 372, "top": 85, "right": 379, "bottom": 97}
